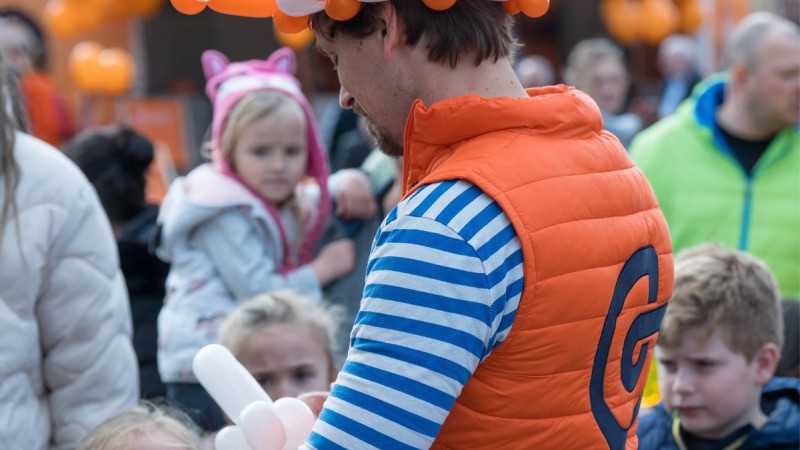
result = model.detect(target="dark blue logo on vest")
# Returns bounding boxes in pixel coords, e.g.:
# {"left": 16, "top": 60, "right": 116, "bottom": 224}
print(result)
{"left": 590, "top": 245, "right": 666, "bottom": 449}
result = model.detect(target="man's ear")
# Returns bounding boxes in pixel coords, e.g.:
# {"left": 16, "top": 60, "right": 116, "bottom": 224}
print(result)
{"left": 753, "top": 342, "right": 780, "bottom": 385}
{"left": 729, "top": 63, "right": 750, "bottom": 91}
{"left": 379, "top": 3, "right": 402, "bottom": 62}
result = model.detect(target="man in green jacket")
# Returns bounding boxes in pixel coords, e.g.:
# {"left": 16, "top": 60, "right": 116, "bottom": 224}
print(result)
{"left": 631, "top": 11, "right": 800, "bottom": 298}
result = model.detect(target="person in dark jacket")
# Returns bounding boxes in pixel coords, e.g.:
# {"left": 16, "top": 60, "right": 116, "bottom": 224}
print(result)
{"left": 67, "top": 125, "right": 169, "bottom": 399}
{"left": 638, "top": 244, "right": 799, "bottom": 449}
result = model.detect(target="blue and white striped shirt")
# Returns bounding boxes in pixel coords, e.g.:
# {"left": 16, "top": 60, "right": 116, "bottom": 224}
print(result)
{"left": 306, "top": 180, "right": 524, "bottom": 449}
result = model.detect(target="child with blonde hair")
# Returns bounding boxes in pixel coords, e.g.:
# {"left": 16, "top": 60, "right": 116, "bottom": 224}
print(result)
{"left": 638, "top": 244, "right": 799, "bottom": 449}
{"left": 155, "top": 47, "right": 355, "bottom": 430}
{"left": 218, "top": 290, "right": 341, "bottom": 401}
{"left": 77, "top": 402, "right": 203, "bottom": 450}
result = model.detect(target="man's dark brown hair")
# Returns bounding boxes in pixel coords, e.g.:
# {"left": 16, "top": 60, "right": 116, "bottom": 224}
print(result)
{"left": 312, "top": 0, "right": 518, "bottom": 68}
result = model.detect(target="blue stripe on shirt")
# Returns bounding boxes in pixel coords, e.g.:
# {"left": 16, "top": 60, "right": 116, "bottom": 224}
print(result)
{"left": 435, "top": 184, "right": 484, "bottom": 224}
{"left": 373, "top": 228, "right": 475, "bottom": 256}
{"left": 459, "top": 199, "right": 506, "bottom": 242}
{"left": 331, "top": 385, "right": 441, "bottom": 437}
{"left": 314, "top": 409, "right": 420, "bottom": 450}
{"left": 354, "top": 312, "right": 486, "bottom": 359}
{"left": 351, "top": 337, "right": 474, "bottom": 385}
{"left": 342, "top": 361, "right": 456, "bottom": 410}
{"left": 366, "top": 256, "right": 487, "bottom": 288}
{"left": 363, "top": 283, "right": 491, "bottom": 321}
{"left": 409, "top": 180, "right": 457, "bottom": 217}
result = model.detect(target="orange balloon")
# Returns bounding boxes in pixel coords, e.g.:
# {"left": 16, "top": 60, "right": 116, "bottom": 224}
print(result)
{"left": 639, "top": 0, "right": 680, "bottom": 45}
{"left": 275, "top": 27, "right": 315, "bottom": 50}
{"left": 503, "top": 0, "right": 522, "bottom": 14}
{"left": 170, "top": 0, "right": 208, "bottom": 15}
{"left": 273, "top": 12, "right": 310, "bottom": 34}
{"left": 97, "top": 48, "right": 135, "bottom": 95}
{"left": 90, "top": 0, "right": 131, "bottom": 20}
{"left": 43, "top": 0, "right": 81, "bottom": 38}
{"left": 422, "top": 0, "right": 457, "bottom": 11}
{"left": 518, "top": 0, "right": 549, "bottom": 18}
{"left": 209, "top": 0, "right": 279, "bottom": 17}
{"left": 69, "top": 41, "right": 104, "bottom": 92}
{"left": 325, "top": 0, "right": 361, "bottom": 21}
{"left": 600, "top": 0, "right": 640, "bottom": 46}
{"left": 679, "top": 0, "right": 703, "bottom": 32}
{"left": 128, "top": 0, "right": 165, "bottom": 17}
{"left": 64, "top": 0, "right": 105, "bottom": 33}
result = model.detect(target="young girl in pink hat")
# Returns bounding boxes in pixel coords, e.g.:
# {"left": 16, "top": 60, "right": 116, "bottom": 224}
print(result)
{"left": 154, "top": 47, "right": 355, "bottom": 431}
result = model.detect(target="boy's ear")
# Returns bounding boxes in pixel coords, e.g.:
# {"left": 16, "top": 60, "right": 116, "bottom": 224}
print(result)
{"left": 753, "top": 342, "right": 780, "bottom": 385}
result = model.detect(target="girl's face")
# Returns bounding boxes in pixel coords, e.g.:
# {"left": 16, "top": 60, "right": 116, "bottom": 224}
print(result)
{"left": 230, "top": 100, "right": 308, "bottom": 206}
{"left": 237, "top": 322, "right": 335, "bottom": 401}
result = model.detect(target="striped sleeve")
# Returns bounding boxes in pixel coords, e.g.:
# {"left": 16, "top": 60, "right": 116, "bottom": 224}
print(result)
{"left": 305, "top": 180, "right": 524, "bottom": 449}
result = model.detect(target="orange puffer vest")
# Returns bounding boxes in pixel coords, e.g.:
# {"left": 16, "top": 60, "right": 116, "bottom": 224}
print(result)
{"left": 402, "top": 86, "right": 673, "bottom": 449}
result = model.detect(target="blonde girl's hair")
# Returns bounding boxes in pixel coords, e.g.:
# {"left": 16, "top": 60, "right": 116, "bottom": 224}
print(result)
{"left": 77, "top": 401, "right": 203, "bottom": 450}
{"left": 657, "top": 243, "right": 784, "bottom": 361}
{"left": 218, "top": 290, "right": 343, "bottom": 372}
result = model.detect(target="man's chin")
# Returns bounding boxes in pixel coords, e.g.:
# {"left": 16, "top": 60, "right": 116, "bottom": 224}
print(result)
{"left": 367, "top": 120, "right": 403, "bottom": 157}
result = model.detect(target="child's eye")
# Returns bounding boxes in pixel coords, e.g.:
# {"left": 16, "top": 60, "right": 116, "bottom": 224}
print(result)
{"left": 695, "top": 361, "right": 717, "bottom": 370}
{"left": 294, "top": 370, "right": 316, "bottom": 382}
{"left": 286, "top": 146, "right": 304, "bottom": 157}
{"left": 659, "top": 360, "right": 677, "bottom": 373}
{"left": 255, "top": 375, "right": 274, "bottom": 387}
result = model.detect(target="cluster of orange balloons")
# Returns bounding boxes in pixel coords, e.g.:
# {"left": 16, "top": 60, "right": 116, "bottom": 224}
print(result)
{"left": 44, "top": 0, "right": 165, "bottom": 38}
{"left": 69, "top": 42, "right": 135, "bottom": 96}
{"left": 601, "top": 0, "right": 703, "bottom": 46}
{"left": 170, "top": 0, "right": 550, "bottom": 35}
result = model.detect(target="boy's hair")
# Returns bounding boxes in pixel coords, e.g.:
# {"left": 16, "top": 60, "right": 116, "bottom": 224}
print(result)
{"left": 311, "top": 0, "right": 518, "bottom": 68}
{"left": 218, "top": 290, "right": 343, "bottom": 369}
{"left": 219, "top": 89, "right": 299, "bottom": 161}
{"left": 77, "top": 402, "right": 203, "bottom": 450}
{"left": 658, "top": 244, "right": 783, "bottom": 361}
{"left": 68, "top": 125, "right": 153, "bottom": 225}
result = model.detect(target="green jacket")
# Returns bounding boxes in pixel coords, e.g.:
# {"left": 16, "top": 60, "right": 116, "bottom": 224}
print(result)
{"left": 631, "top": 79, "right": 800, "bottom": 298}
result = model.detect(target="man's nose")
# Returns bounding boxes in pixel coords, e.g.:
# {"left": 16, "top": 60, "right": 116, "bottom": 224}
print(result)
{"left": 339, "top": 86, "right": 354, "bottom": 109}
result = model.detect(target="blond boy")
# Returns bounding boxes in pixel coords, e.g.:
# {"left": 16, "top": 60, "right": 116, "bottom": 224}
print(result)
{"left": 637, "top": 244, "right": 799, "bottom": 449}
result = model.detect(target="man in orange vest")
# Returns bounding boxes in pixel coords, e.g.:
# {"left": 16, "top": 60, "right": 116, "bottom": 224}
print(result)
{"left": 286, "top": 1, "right": 673, "bottom": 448}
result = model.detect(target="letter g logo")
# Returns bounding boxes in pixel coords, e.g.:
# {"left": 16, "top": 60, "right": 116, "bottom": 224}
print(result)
{"left": 590, "top": 245, "right": 666, "bottom": 449}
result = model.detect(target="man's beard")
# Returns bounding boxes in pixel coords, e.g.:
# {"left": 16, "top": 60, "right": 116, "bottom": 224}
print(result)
{"left": 366, "top": 119, "right": 404, "bottom": 158}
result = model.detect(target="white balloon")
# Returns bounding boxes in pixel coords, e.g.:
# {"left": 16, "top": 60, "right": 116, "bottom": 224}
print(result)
{"left": 193, "top": 344, "right": 271, "bottom": 423}
{"left": 216, "top": 425, "right": 253, "bottom": 450}
{"left": 274, "top": 397, "right": 316, "bottom": 450}
{"left": 239, "top": 400, "right": 287, "bottom": 450}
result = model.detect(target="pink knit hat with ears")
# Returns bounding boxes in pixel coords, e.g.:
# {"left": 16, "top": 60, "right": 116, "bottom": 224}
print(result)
{"left": 201, "top": 47, "right": 330, "bottom": 269}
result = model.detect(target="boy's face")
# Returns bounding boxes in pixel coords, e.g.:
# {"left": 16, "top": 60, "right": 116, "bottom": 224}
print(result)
{"left": 655, "top": 328, "right": 769, "bottom": 439}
